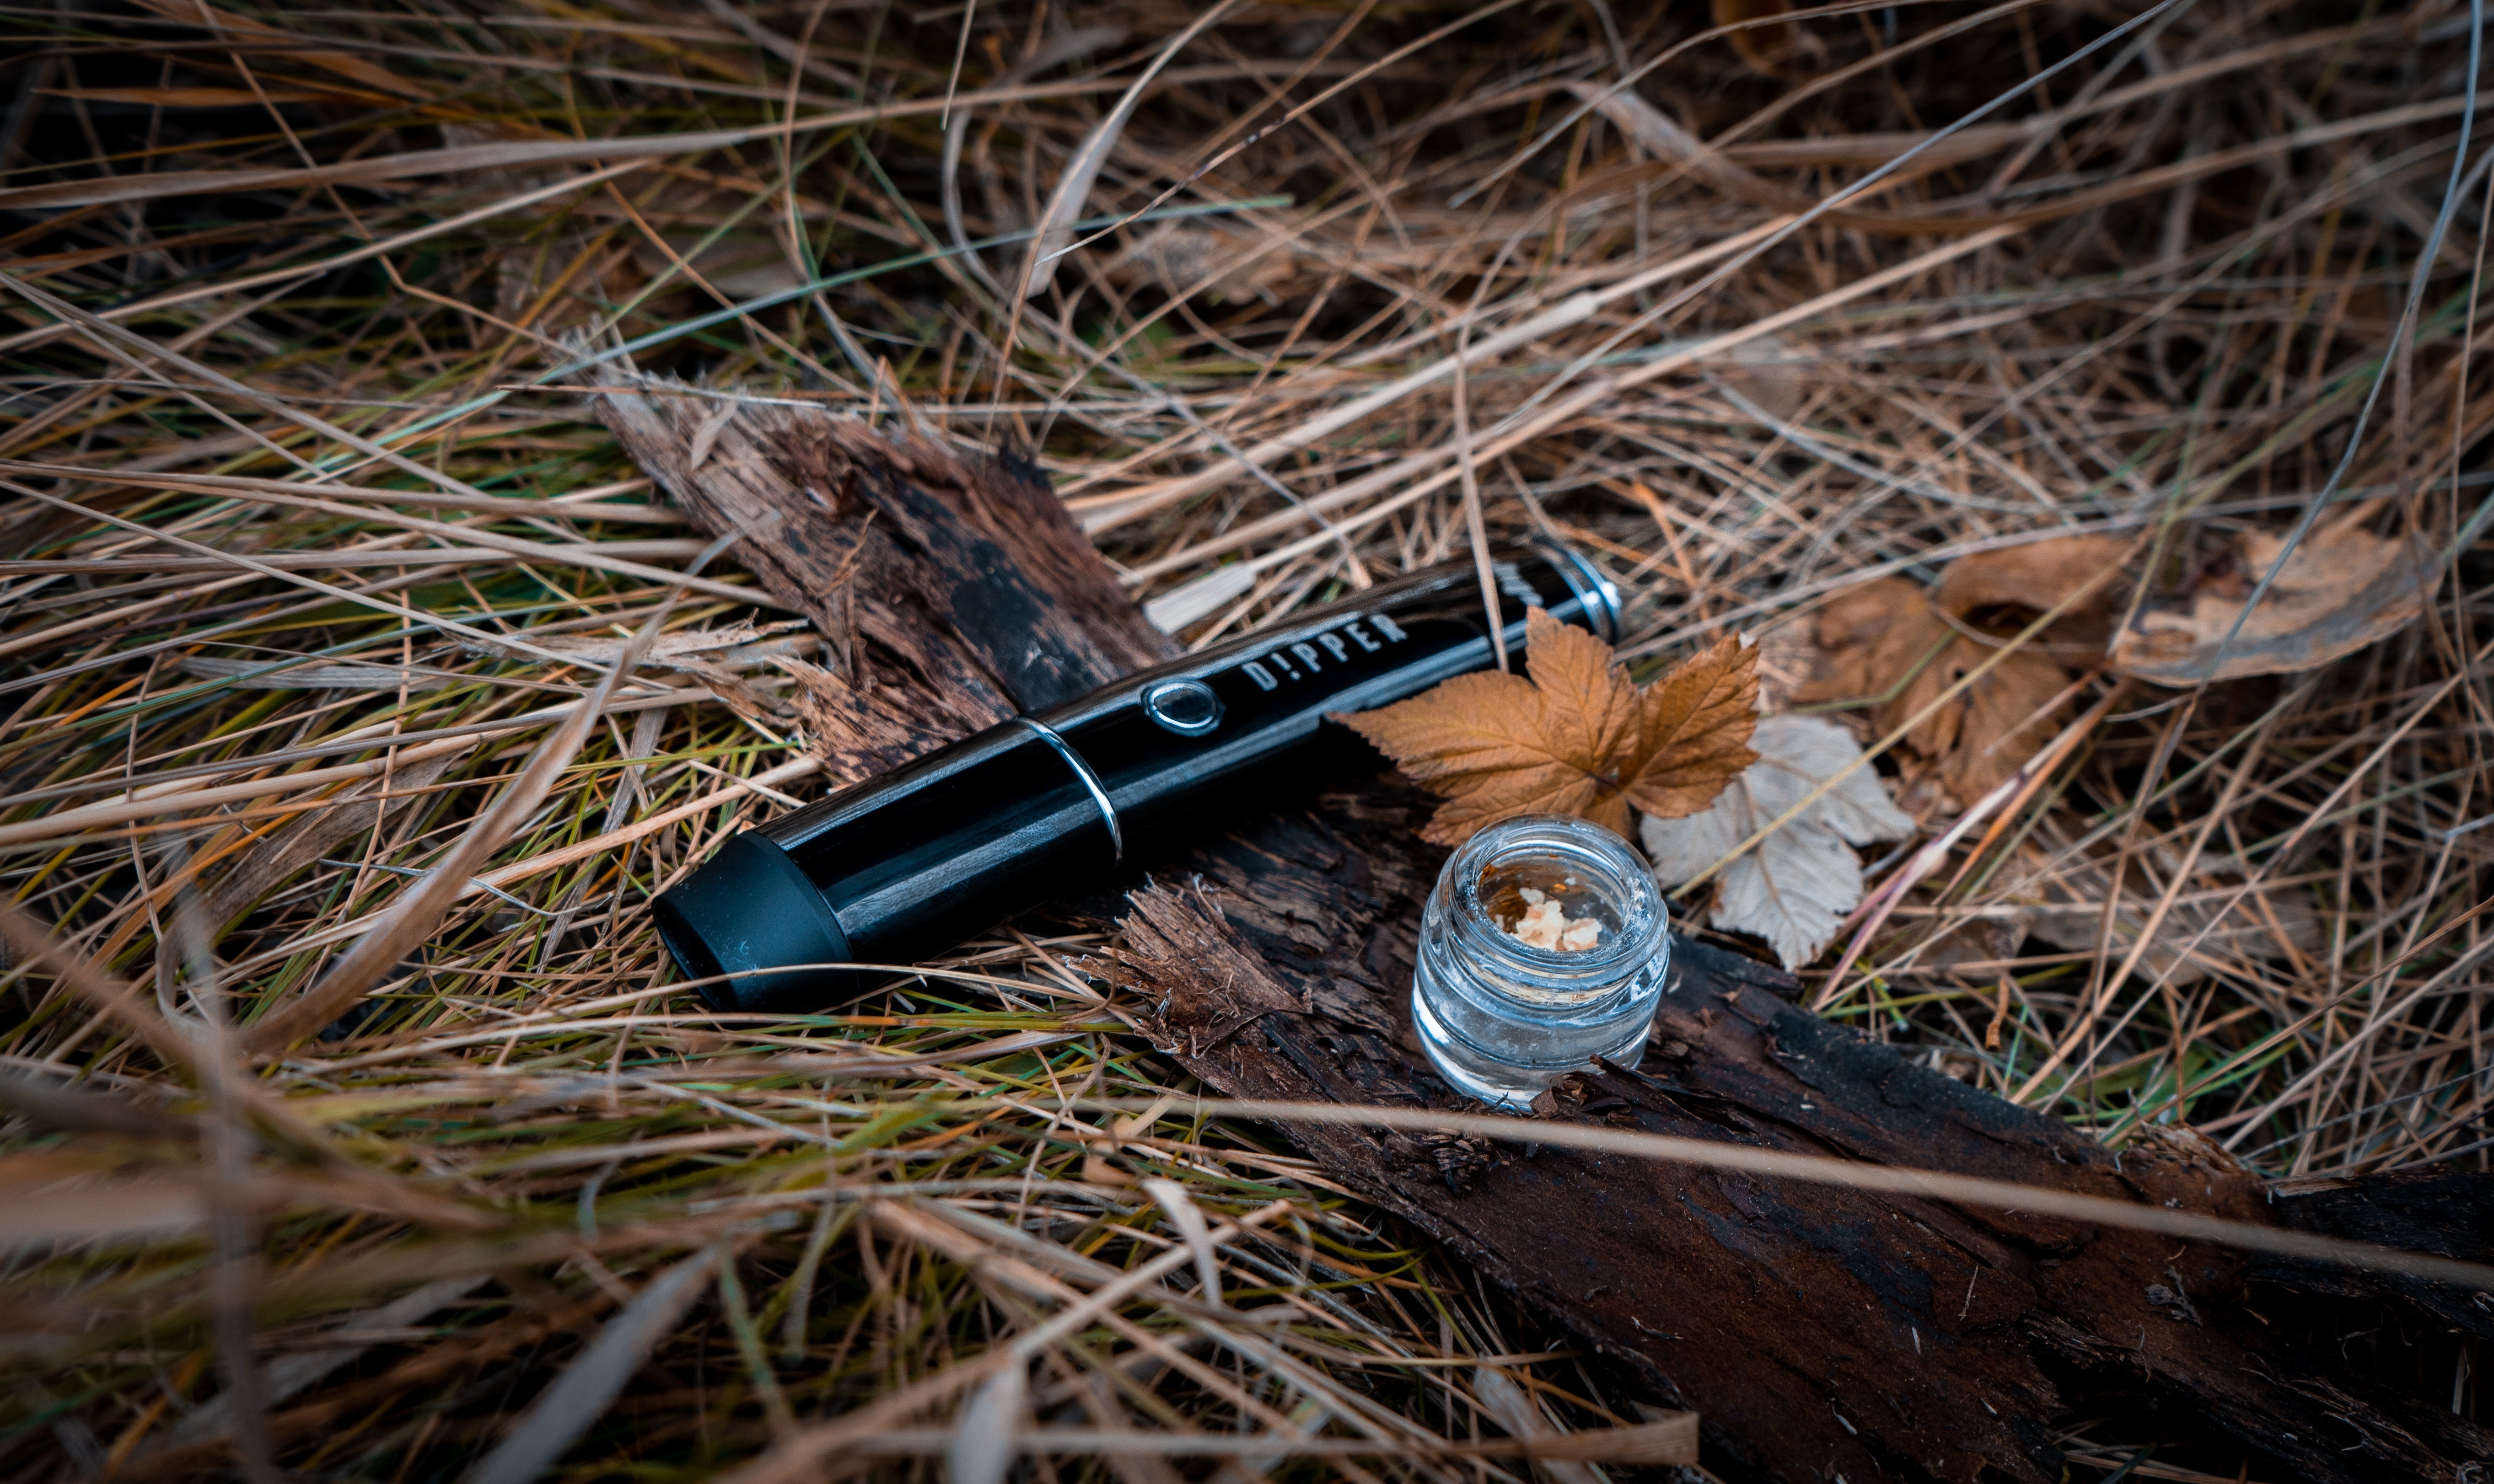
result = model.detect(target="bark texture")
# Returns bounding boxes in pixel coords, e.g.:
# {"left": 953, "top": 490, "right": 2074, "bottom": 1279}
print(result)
{"left": 609, "top": 397, "right": 2494, "bottom": 1483}
{"left": 1120, "top": 790, "right": 2494, "bottom": 1483}
{"left": 594, "top": 385, "right": 1172, "bottom": 782}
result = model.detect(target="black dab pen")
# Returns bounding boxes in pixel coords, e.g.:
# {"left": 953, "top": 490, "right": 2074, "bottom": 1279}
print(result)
{"left": 653, "top": 542, "right": 1621, "bottom": 1013}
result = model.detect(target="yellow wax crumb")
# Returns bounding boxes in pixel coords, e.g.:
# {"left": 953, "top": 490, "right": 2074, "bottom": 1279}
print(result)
{"left": 1508, "top": 887, "right": 1603, "bottom": 952}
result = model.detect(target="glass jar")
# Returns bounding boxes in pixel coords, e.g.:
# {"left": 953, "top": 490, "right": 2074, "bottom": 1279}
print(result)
{"left": 1409, "top": 814, "right": 1671, "bottom": 1108}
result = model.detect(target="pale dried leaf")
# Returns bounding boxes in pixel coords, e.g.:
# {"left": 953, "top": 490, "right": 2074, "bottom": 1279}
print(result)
{"left": 628, "top": 232, "right": 807, "bottom": 300}
{"left": 1644, "top": 714, "right": 1914, "bottom": 969}
{"left": 1719, "top": 333, "right": 1811, "bottom": 423}
{"left": 2110, "top": 525, "right": 2429, "bottom": 684}
{"left": 1750, "top": 618, "right": 1817, "bottom": 712}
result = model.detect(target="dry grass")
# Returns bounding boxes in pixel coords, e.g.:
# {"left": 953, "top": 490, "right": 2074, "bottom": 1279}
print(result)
{"left": 0, "top": 0, "right": 2487, "bottom": 1476}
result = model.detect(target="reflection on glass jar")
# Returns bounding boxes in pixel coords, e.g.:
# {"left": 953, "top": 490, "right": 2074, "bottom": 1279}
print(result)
{"left": 1409, "top": 814, "right": 1670, "bottom": 1108}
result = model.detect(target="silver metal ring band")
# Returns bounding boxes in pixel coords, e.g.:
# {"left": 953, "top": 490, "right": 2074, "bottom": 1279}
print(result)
{"left": 1535, "top": 539, "right": 1624, "bottom": 643}
{"left": 1013, "top": 717, "right": 1124, "bottom": 865}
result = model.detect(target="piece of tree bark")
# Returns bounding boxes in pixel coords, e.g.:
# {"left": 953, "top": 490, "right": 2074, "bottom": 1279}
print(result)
{"left": 1120, "top": 790, "right": 2493, "bottom": 1482}
{"left": 609, "top": 402, "right": 2491, "bottom": 1484}
{"left": 593, "top": 384, "right": 1172, "bottom": 783}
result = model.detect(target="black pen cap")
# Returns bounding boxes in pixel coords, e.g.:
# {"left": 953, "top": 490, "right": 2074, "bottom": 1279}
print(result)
{"left": 653, "top": 542, "right": 1622, "bottom": 1013}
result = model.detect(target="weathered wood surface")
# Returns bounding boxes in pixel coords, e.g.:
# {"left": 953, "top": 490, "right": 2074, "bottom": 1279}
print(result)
{"left": 1114, "top": 790, "right": 2494, "bottom": 1483}
{"left": 607, "top": 397, "right": 2493, "bottom": 1483}
{"left": 594, "top": 386, "right": 1173, "bottom": 782}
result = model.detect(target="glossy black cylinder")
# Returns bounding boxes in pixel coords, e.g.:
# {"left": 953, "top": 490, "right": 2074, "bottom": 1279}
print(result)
{"left": 652, "top": 543, "right": 1621, "bottom": 1013}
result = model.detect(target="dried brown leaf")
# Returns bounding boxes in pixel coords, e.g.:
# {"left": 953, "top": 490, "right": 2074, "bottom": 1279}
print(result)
{"left": 2110, "top": 524, "right": 2429, "bottom": 684}
{"left": 1338, "top": 610, "right": 1758, "bottom": 845}
{"left": 1803, "top": 579, "right": 2069, "bottom": 806}
{"left": 1801, "top": 536, "right": 2131, "bottom": 806}
{"left": 1626, "top": 632, "right": 1768, "bottom": 819}
{"left": 1934, "top": 534, "right": 2133, "bottom": 650}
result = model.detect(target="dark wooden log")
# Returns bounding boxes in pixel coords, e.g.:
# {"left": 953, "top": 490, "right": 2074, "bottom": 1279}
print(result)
{"left": 1114, "top": 786, "right": 2494, "bottom": 1482}
{"left": 603, "top": 396, "right": 2492, "bottom": 1484}
{"left": 593, "top": 387, "right": 1173, "bottom": 782}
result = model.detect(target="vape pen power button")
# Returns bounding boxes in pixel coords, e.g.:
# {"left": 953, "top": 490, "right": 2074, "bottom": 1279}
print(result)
{"left": 1142, "top": 679, "right": 1224, "bottom": 736}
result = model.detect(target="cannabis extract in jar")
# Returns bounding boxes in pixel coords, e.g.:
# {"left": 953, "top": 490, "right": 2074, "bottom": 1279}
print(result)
{"left": 1409, "top": 815, "right": 1670, "bottom": 1107}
